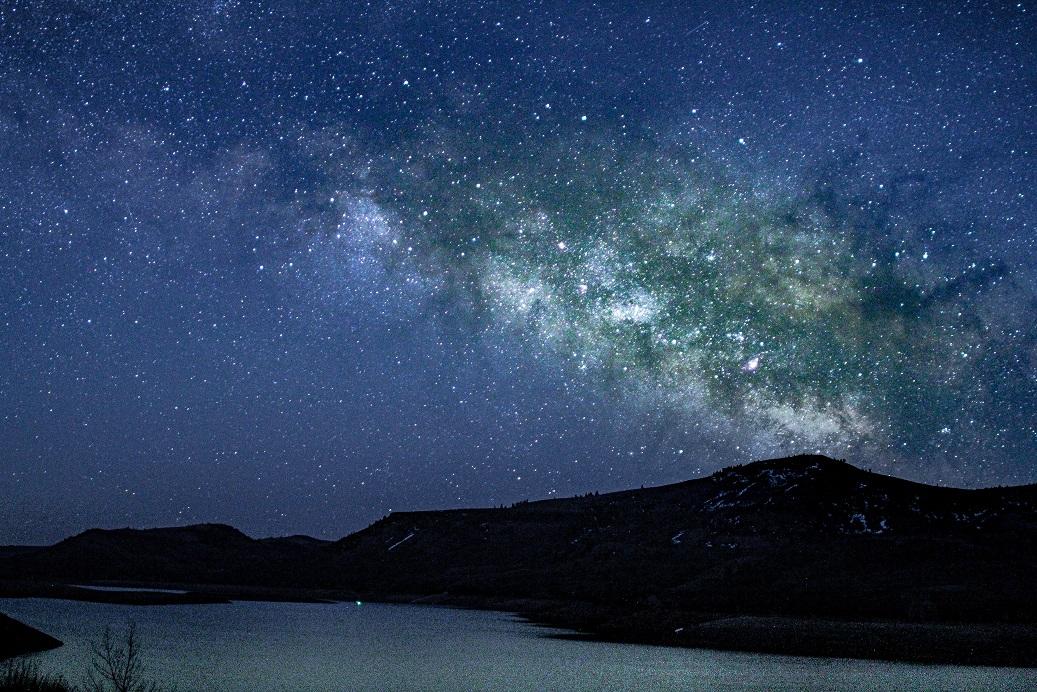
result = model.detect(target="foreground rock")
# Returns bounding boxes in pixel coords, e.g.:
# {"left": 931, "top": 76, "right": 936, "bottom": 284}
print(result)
{"left": 0, "top": 613, "right": 61, "bottom": 659}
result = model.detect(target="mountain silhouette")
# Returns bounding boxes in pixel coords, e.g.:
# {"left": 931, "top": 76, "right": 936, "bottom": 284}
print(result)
{"left": 5, "top": 455, "right": 1037, "bottom": 664}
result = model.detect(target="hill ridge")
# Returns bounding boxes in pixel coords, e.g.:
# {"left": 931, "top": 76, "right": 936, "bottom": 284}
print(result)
{"left": 3, "top": 453, "right": 1037, "bottom": 660}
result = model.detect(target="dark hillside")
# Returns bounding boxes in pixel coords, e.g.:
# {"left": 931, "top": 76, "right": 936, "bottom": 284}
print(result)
{"left": 4, "top": 455, "right": 1037, "bottom": 664}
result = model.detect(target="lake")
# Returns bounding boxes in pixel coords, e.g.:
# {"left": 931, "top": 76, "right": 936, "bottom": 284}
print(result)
{"left": 3, "top": 598, "right": 1035, "bottom": 691}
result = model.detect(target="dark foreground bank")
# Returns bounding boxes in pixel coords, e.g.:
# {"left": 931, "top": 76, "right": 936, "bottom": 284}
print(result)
{"left": 329, "top": 593, "right": 1037, "bottom": 668}
{"left": 522, "top": 602, "right": 1037, "bottom": 668}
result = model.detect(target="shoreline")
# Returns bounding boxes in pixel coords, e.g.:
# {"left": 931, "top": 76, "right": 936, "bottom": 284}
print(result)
{"left": 4, "top": 584, "right": 1036, "bottom": 668}
{"left": 535, "top": 615, "right": 1037, "bottom": 669}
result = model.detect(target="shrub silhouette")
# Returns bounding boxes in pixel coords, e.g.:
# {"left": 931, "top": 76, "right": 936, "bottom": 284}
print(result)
{"left": 84, "top": 624, "right": 164, "bottom": 692}
{"left": 0, "top": 658, "right": 71, "bottom": 691}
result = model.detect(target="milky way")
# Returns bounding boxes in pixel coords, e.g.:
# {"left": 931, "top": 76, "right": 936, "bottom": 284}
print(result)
{"left": 319, "top": 125, "right": 1036, "bottom": 465}
{"left": 1, "top": 1, "right": 1034, "bottom": 542}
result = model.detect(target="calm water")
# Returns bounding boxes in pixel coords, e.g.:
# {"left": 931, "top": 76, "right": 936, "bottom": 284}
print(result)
{"left": 4, "top": 598, "right": 1035, "bottom": 691}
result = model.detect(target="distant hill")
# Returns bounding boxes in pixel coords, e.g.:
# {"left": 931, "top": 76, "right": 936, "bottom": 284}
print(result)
{"left": 1, "top": 523, "right": 332, "bottom": 588}
{"left": 4, "top": 455, "right": 1037, "bottom": 664}
{"left": 323, "top": 454, "right": 1037, "bottom": 624}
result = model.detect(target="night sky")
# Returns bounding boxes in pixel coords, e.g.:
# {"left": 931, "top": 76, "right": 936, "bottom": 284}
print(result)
{"left": 2, "top": 1, "right": 1035, "bottom": 543}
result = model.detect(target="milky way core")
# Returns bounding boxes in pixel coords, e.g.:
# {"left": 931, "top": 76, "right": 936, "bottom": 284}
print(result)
{"left": 326, "top": 128, "right": 1036, "bottom": 464}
